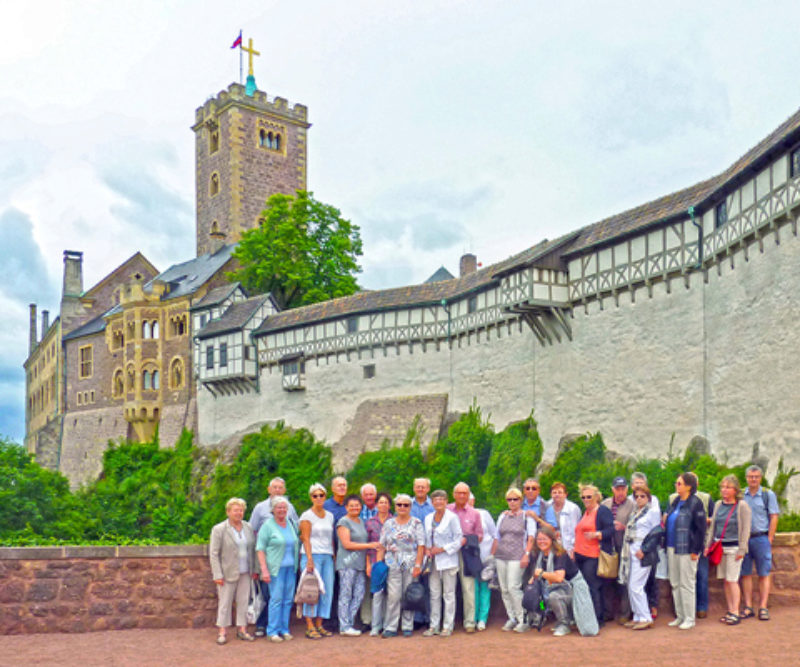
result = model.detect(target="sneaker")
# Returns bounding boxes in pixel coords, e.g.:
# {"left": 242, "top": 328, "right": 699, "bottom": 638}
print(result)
{"left": 422, "top": 628, "right": 439, "bottom": 637}
{"left": 553, "top": 625, "right": 571, "bottom": 637}
{"left": 268, "top": 635, "right": 283, "bottom": 643}
{"left": 501, "top": 619, "right": 518, "bottom": 631}
{"left": 381, "top": 630, "right": 397, "bottom": 638}
{"left": 476, "top": 621, "right": 486, "bottom": 631}
{"left": 440, "top": 629, "right": 452, "bottom": 637}
{"left": 464, "top": 626, "right": 476, "bottom": 633}
{"left": 402, "top": 630, "right": 413, "bottom": 637}
{"left": 513, "top": 621, "right": 529, "bottom": 633}
{"left": 340, "top": 627, "right": 361, "bottom": 636}
{"left": 369, "top": 628, "right": 382, "bottom": 637}
{"left": 678, "top": 620, "right": 695, "bottom": 630}
{"left": 254, "top": 628, "right": 265, "bottom": 638}
{"left": 668, "top": 618, "right": 683, "bottom": 627}
{"left": 281, "top": 633, "right": 293, "bottom": 641}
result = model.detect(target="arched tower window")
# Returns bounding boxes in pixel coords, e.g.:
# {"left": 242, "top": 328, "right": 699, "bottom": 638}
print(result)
{"left": 142, "top": 321, "right": 150, "bottom": 339}
{"left": 259, "top": 129, "right": 268, "bottom": 147}
{"left": 112, "top": 369, "right": 124, "bottom": 398}
{"left": 142, "top": 370, "right": 150, "bottom": 390}
{"left": 170, "top": 358, "right": 184, "bottom": 389}
{"left": 210, "top": 172, "right": 220, "bottom": 196}
{"left": 151, "top": 370, "right": 160, "bottom": 390}
{"left": 151, "top": 321, "right": 159, "bottom": 338}
{"left": 274, "top": 133, "right": 281, "bottom": 150}
{"left": 209, "top": 130, "right": 219, "bottom": 154}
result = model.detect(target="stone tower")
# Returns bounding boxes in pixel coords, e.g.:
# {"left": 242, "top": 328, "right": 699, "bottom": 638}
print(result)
{"left": 193, "top": 82, "right": 310, "bottom": 256}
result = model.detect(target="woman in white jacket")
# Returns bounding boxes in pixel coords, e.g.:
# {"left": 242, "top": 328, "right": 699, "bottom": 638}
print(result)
{"left": 423, "top": 490, "right": 463, "bottom": 637}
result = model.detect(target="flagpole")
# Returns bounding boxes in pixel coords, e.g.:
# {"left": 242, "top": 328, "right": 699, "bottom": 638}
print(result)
{"left": 239, "top": 34, "right": 243, "bottom": 84}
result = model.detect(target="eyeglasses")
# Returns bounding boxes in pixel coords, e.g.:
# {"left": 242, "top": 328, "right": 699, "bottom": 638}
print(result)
{"left": 311, "top": 493, "right": 325, "bottom": 499}
{"left": 634, "top": 495, "right": 647, "bottom": 499}
{"left": 580, "top": 495, "right": 593, "bottom": 500}
{"left": 506, "top": 497, "right": 520, "bottom": 502}
{"left": 395, "top": 502, "right": 410, "bottom": 507}
{"left": 524, "top": 486, "right": 539, "bottom": 491}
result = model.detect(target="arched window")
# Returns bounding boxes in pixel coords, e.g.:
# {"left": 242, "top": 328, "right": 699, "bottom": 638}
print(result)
{"left": 274, "top": 133, "right": 281, "bottom": 151}
{"left": 142, "top": 321, "right": 150, "bottom": 339}
{"left": 151, "top": 370, "right": 160, "bottom": 390}
{"left": 259, "top": 128, "right": 267, "bottom": 147}
{"left": 210, "top": 173, "right": 220, "bottom": 196}
{"left": 112, "top": 370, "right": 124, "bottom": 398}
{"left": 151, "top": 321, "right": 159, "bottom": 338}
{"left": 209, "top": 130, "right": 219, "bottom": 154}
{"left": 126, "top": 365, "right": 135, "bottom": 391}
{"left": 142, "top": 370, "right": 150, "bottom": 390}
{"left": 170, "top": 358, "right": 184, "bottom": 389}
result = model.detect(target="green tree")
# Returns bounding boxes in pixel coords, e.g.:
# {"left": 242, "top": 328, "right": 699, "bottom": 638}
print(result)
{"left": 229, "top": 190, "right": 363, "bottom": 309}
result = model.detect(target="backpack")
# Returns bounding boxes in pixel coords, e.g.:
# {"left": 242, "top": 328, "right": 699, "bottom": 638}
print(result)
{"left": 294, "top": 570, "right": 320, "bottom": 606}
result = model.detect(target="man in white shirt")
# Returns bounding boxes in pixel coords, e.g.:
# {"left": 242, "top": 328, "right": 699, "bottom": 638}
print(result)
{"left": 548, "top": 482, "right": 581, "bottom": 557}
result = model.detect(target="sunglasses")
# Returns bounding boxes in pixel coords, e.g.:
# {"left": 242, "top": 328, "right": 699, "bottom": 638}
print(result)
{"left": 506, "top": 497, "right": 520, "bottom": 502}
{"left": 311, "top": 493, "right": 325, "bottom": 499}
{"left": 524, "top": 486, "right": 539, "bottom": 491}
{"left": 580, "top": 495, "right": 593, "bottom": 500}
{"left": 396, "top": 502, "right": 410, "bottom": 507}
{"left": 634, "top": 494, "right": 647, "bottom": 499}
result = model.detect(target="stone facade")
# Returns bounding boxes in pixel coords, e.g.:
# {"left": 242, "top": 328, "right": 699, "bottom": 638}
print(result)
{"left": 193, "top": 83, "right": 309, "bottom": 256}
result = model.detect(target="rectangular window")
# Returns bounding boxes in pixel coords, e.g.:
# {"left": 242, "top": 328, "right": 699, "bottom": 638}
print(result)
{"left": 715, "top": 200, "right": 728, "bottom": 229}
{"left": 792, "top": 147, "right": 800, "bottom": 178}
{"left": 220, "top": 342, "right": 228, "bottom": 368}
{"left": 467, "top": 295, "right": 478, "bottom": 313}
{"left": 206, "top": 346, "right": 214, "bottom": 370}
{"left": 346, "top": 317, "right": 358, "bottom": 333}
{"left": 363, "top": 364, "right": 376, "bottom": 379}
{"left": 199, "top": 314, "right": 208, "bottom": 328}
{"left": 79, "top": 345, "right": 93, "bottom": 379}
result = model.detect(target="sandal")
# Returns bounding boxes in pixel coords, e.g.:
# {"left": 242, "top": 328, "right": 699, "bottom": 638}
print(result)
{"left": 758, "top": 607, "right": 770, "bottom": 621}
{"left": 316, "top": 626, "right": 332, "bottom": 637}
{"left": 236, "top": 630, "right": 255, "bottom": 641}
{"left": 305, "top": 628, "right": 322, "bottom": 640}
{"left": 740, "top": 606, "right": 755, "bottom": 619}
{"left": 722, "top": 612, "right": 740, "bottom": 625}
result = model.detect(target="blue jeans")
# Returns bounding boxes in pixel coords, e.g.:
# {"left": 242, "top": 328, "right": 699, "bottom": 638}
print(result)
{"left": 301, "top": 553, "right": 334, "bottom": 619}
{"left": 267, "top": 566, "right": 296, "bottom": 637}
{"left": 695, "top": 555, "right": 709, "bottom": 612}
{"left": 256, "top": 580, "right": 270, "bottom": 629}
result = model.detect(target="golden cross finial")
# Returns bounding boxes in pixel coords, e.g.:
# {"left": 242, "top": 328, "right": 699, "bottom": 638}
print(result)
{"left": 242, "top": 38, "right": 260, "bottom": 77}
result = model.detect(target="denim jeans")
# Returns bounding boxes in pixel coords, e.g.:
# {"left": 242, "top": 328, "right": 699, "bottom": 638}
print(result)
{"left": 256, "top": 580, "right": 270, "bottom": 629}
{"left": 300, "top": 553, "right": 334, "bottom": 619}
{"left": 695, "top": 554, "right": 709, "bottom": 612}
{"left": 267, "top": 566, "right": 296, "bottom": 637}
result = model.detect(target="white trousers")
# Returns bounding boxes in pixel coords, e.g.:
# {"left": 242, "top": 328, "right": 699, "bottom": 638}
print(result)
{"left": 667, "top": 547, "right": 698, "bottom": 624}
{"left": 496, "top": 558, "right": 524, "bottom": 624}
{"left": 457, "top": 553, "right": 476, "bottom": 629}
{"left": 627, "top": 546, "right": 652, "bottom": 623}
{"left": 216, "top": 573, "right": 250, "bottom": 628}
{"left": 429, "top": 566, "right": 458, "bottom": 632}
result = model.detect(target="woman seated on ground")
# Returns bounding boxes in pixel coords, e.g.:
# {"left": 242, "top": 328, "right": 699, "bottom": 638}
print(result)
{"left": 299, "top": 483, "right": 335, "bottom": 640}
{"left": 523, "top": 525, "right": 578, "bottom": 636}
{"left": 378, "top": 493, "right": 425, "bottom": 637}
{"left": 256, "top": 496, "right": 299, "bottom": 643}
{"left": 492, "top": 487, "right": 536, "bottom": 633}
{"left": 366, "top": 492, "right": 393, "bottom": 636}
{"left": 337, "top": 494, "right": 380, "bottom": 636}
{"left": 209, "top": 497, "right": 257, "bottom": 644}
{"left": 705, "top": 474, "right": 751, "bottom": 626}
{"left": 620, "top": 484, "right": 662, "bottom": 630}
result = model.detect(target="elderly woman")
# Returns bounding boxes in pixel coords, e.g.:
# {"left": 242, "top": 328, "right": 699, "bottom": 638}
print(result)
{"left": 256, "top": 496, "right": 299, "bottom": 642}
{"left": 366, "top": 492, "right": 393, "bottom": 636}
{"left": 523, "top": 525, "right": 578, "bottom": 636}
{"left": 423, "top": 490, "right": 463, "bottom": 637}
{"left": 620, "top": 484, "right": 661, "bottom": 630}
{"left": 664, "top": 473, "right": 707, "bottom": 630}
{"left": 492, "top": 487, "right": 536, "bottom": 633}
{"left": 337, "top": 494, "right": 380, "bottom": 636}
{"left": 705, "top": 474, "right": 752, "bottom": 625}
{"left": 573, "top": 484, "right": 614, "bottom": 625}
{"left": 209, "top": 497, "right": 257, "bottom": 644}
{"left": 378, "top": 493, "right": 425, "bottom": 637}
{"left": 299, "top": 483, "right": 335, "bottom": 640}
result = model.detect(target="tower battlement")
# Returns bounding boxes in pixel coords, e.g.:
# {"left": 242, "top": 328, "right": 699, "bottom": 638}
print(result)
{"left": 193, "top": 83, "right": 309, "bottom": 130}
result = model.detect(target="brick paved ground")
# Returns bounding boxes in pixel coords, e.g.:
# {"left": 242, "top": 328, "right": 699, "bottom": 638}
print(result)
{"left": 1, "top": 603, "right": 796, "bottom": 667}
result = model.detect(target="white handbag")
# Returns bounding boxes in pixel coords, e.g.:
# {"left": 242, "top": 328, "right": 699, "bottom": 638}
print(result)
{"left": 246, "top": 578, "right": 265, "bottom": 624}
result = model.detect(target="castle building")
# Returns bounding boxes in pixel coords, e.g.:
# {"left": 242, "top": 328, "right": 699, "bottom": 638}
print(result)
{"left": 24, "top": 65, "right": 307, "bottom": 486}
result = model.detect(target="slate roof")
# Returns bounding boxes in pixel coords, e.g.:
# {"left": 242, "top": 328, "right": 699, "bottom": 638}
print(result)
{"left": 425, "top": 266, "right": 456, "bottom": 283}
{"left": 565, "top": 106, "right": 800, "bottom": 256}
{"left": 190, "top": 282, "right": 243, "bottom": 311}
{"left": 146, "top": 244, "right": 235, "bottom": 301}
{"left": 254, "top": 236, "right": 570, "bottom": 336}
{"left": 62, "top": 314, "right": 107, "bottom": 341}
{"left": 196, "top": 295, "right": 274, "bottom": 340}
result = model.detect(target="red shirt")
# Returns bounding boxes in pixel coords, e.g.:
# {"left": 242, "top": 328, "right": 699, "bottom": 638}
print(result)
{"left": 574, "top": 508, "right": 600, "bottom": 558}
{"left": 446, "top": 503, "right": 484, "bottom": 540}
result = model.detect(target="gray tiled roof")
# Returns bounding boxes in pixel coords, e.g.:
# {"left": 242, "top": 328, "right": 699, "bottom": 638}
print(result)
{"left": 254, "top": 236, "right": 569, "bottom": 336}
{"left": 197, "top": 295, "right": 274, "bottom": 340}
{"left": 190, "top": 282, "right": 243, "bottom": 311}
{"left": 565, "top": 106, "right": 800, "bottom": 255}
{"left": 62, "top": 314, "right": 108, "bottom": 341}
{"left": 425, "top": 266, "right": 456, "bottom": 283}
{"left": 146, "top": 244, "right": 235, "bottom": 300}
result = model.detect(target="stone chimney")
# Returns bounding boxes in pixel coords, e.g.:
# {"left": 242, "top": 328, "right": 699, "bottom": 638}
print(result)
{"left": 29, "top": 303, "right": 37, "bottom": 353}
{"left": 41, "top": 309, "right": 50, "bottom": 337}
{"left": 460, "top": 253, "right": 477, "bottom": 277}
{"left": 60, "top": 250, "right": 85, "bottom": 330}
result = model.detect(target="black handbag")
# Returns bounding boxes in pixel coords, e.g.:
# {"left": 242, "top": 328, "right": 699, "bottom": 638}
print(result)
{"left": 402, "top": 578, "right": 427, "bottom": 611}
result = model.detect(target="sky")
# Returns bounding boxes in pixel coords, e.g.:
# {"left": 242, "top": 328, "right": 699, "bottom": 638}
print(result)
{"left": 2, "top": 0, "right": 800, "bottom": 442}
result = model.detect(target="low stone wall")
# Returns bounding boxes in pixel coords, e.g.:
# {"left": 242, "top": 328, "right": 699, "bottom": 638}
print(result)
{"left": 1, "top": 535, "right": 798, "bottom": 635}
{"left": 0, "top": 545, "right": 216, "bottom": 635}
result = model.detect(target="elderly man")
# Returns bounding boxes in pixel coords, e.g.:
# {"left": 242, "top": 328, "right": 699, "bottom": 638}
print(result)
{"left": 411, "top": 478, "right": 434, "bottom": 523}
{"left": 601, "top": 476, "right": 635, "bottom": 623}
{"left": 447, "top": 482, "right": 483, "bottom": 633}
{"left": 324, "top": 476, "right": 349, "bottom": 526}
{"left": 740, "top": 465, "right": 780, "bottom": 621}
{"left": 548, "top": 482, "right": 581, "bottom": 557}
{"left": 248, "top": 477, "right": 299, "bottom": 636}
{"left": 522, "top": 478, "right": 558, "bottom": 528}
{"left": 360, "top": 483, "right": 378, "bottom": 521}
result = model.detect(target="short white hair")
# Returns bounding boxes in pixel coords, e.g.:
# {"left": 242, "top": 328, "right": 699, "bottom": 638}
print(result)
{"left": 394, "top": 493, "right": 413, "bottom": 505}
{"left": 309, "top": 483, "right": 326, "bottom": 496}
{"left": 226, "top": 497, "right": 247, "bottom": 511}
{"left": 360, "top": 483, "right": 377, "bottom": 495}
{"left": 413, "top": 478, "right": 431, "bottom": 488}
{"left": 270, "top": 495, "right": 289, "bottom": 509}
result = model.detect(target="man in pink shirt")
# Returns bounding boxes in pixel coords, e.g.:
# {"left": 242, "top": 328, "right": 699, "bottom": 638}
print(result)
{"left": 447, "top": 482, "right": 483, "bottom": 632}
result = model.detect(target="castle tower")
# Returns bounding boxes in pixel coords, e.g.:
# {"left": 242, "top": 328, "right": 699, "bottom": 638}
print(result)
{"left": 192, "top": 81, "right": 310, "bottom": 256}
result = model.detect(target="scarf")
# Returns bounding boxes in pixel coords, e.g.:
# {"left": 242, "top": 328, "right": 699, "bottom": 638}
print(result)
{"left": 618, "top": 505, "right": 648, "bottom": 585}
